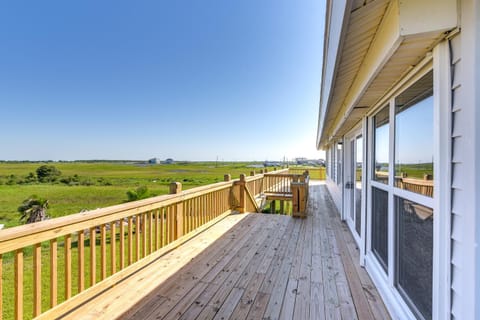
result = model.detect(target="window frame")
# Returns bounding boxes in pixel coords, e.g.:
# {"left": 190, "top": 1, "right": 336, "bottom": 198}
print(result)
{"left": 365, "top": 58, "right": 442, "bottom": 320}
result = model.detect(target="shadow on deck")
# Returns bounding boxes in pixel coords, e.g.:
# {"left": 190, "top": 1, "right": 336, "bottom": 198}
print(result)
{"left": 66, "top": 182, "right": 390, "bottom": 320}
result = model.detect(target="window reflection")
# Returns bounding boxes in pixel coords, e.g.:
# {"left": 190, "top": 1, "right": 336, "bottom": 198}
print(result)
{"left": 395, "top": 71, "right": 434, "bottom": 198}
{"left": 337, "top": 142, "right": 343, "bottom": 186}
{"left": 355, "top": 136, "right": 362, "bottom": 235}
{"left": 373, "top": 107, "right": 389, "bottom": 184}
{"left": 396, "top": 197, "right": 433, "bottom": 319}
{"left": 372, "top": 187, "right": 388, "bottom": 272}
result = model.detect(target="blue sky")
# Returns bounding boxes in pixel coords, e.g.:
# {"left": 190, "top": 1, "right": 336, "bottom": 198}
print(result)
{"left": 0, "top": 0, "right": 325, "bottom": 161}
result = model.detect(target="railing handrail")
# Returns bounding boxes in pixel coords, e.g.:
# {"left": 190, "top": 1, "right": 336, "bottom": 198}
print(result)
{"left": 0, "top": 181, "right": 238, "bottom": 252}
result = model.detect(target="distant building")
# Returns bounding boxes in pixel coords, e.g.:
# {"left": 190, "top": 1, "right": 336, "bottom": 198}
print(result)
{"left": 295, "top": 157, "right": 308, "bottom": 165}
{"left": 164, "top": 158, "right": 174, "bottom": 164}
{"left": 148, "top": 158, "right": 161, "bottom": 164}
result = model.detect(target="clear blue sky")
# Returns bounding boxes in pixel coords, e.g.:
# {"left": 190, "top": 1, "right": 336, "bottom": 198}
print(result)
{"left": 0, "top": 0, "right": 325, "bottom": 161}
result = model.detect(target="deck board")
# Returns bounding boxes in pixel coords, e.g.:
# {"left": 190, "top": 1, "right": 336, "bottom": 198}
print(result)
{"left": 62, "top": 182, "right": 390, "bottom": 320}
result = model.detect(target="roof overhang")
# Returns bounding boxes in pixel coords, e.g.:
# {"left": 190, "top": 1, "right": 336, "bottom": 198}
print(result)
{"left": 316, "top": 0, "right": 458, "bottom": 149}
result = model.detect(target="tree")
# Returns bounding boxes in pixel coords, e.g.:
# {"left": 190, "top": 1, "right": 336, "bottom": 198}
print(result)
{"left": 36, "top": 165, "right": 61, "bottom": 182}
{"left": 18, "top": 195, "right": 49, "bottom": 224}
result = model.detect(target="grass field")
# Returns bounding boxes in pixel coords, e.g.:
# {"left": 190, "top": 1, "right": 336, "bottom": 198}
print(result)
{"left": 0, "top": 161, "right": 265, "bottom": 228}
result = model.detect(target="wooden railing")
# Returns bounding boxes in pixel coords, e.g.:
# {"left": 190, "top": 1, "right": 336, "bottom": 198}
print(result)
{"left": 0, "top": 169, "right": 290, "bottom": 320}
{"left": 289, "top": 166, "right": 325, "bottom": 180}
{"left": 0, "top": 168, "right": 312, "bottom": 319}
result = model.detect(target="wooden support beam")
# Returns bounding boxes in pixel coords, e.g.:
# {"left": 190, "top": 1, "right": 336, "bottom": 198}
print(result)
{"left": 237, "top": 174, "right": 247, "bottom": 213}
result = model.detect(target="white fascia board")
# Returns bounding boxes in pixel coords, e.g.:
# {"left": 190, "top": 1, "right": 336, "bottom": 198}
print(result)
{"left": 316, "top": 0, "right": 350, "bottom": 150}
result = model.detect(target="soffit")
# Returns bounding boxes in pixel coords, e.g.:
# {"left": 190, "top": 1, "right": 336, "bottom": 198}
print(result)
{"left": 322, "top": 0, "right": 389, "bottom": 142}
{"left": 319, "top": 0, "right": 454, "bottom": 147}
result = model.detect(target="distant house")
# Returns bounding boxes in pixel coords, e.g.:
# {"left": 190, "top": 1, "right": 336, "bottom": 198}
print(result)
{"left": 148, "top": 158, "right": 160, "bottom": 164}
{"left": 295, "top": 157, "right": 308, "bottom": 165}
{"left": 317, "top": 1, "right": 477, "bottom": 319}
{"left": 164, "top": 158, "right": 174, "bottom": 164}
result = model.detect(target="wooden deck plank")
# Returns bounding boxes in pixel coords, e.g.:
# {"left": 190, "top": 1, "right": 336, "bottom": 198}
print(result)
{"left": 261, "top": 221, "right": 302, "bottom": 320}
{"left": 212, "top": 287, "right": 244, "bottom": 320}
{"left": 193, "top": 222, "right": 274, "bottom": 319}
{"left": 59, "top": 182, "right": 390, "bottom": 320}
{"left": 340, "top": 223, "right": 391, "bottom": 320}
{"left": 65, "top": 213, "right": 250, "bottom": 320}
{"left": 293, "top": 211, "right": 313, "bottom": 320}
{"left": 137, "top": 215, "right": 265, "bottom": 319}
{"left": 229, "top": 272, "right": 265, "bottom": 320}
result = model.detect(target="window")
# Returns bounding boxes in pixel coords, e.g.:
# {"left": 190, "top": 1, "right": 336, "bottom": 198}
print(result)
{"left": 368, "top": 70, "right": 434, "bottom": 319}
{"left": 395, "top": 72, "right": 434, "bottom": 197}
{"left": 396, "top": 197, "right": 433, "bottom": 320}
{"left": 372, "top": 187, "right": 388, "bottom": 271}
{"left": 336, "top": 142, "right": 343, "bottom": 186}
{"left": 373, "top": 106, "right": 389, "bottom": 184}
{"left": 355, "top": 136, "right": 363, "bottom": 235}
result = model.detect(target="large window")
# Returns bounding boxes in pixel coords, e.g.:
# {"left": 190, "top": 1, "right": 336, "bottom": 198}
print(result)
{"left": 369, "top": 70, "right": 434, "bottom": 320}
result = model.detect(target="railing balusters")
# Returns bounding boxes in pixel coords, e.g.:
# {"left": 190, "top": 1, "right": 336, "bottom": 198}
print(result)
{"left": 141, "top": 213, "right": 147, "bottom": 258}
{"left": 148, "top": 211, "right": 152, "bottom": 254}
{"left": 65, "top": 234, "right": 72, "bottom": 300}
{"left": 110, "top": 221, "right": 116, "bottom": 275}
{"left": 89, "top": 228, "right": 96, "bottom": 287}
{"left": 169, "top": 206, "right": 174, "bottom": 242}
{"left": 14, "top": 249, "right": 23, "bottom": 320}
{"left": 128, "top": 216, "right": 133, "bottom": 265}
{"left": 78, "top": 231, "right": 85, "bottom": 293}
{"left": 100, "top": 224, "right": 107, "bottom": 280}
{"left": 154, "top": 209, "right": 159, "bottom": 251}
{"left": 135, "top": 216, "right": 140, "bottom": 261}
{"left": 160, "top": 208, "right": 165, "bottom": 247}
{"left": 33, "top": 243, "right": 41, "bottom": 317}
{"left": 50, "top": 238, "right": 57, "bottom": 308}
{"left": 0, "top": 175, "right": 270, "bottom": 319}
{"left": 119, "top": 219, "right": 125, "bottom": 270}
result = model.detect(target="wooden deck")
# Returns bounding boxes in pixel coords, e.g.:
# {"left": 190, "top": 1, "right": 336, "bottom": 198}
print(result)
{"left": 64, "top": 181, "right": 390, "bottom": 320}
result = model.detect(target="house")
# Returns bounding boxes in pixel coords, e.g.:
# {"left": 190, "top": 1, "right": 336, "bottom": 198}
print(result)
{"left": 317, "top": 0, "right": 479, "bottom": 319}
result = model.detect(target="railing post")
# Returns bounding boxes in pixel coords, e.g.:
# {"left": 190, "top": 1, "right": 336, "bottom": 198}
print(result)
{"left": 224, "top": 174, "right": 231, "bottom": 182}
{"left": 238, "top": 174, "right": 246, "bottom": 213}
{"left": 169, "top": 182, "right": 184, "bottom": 238}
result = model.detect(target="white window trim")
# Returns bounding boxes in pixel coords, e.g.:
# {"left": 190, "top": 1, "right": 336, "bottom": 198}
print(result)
{"left": 432, "top": 40, "right": 452, "bottom": 320}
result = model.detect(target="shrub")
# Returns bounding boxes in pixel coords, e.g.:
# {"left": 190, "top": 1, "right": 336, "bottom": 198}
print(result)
{"left": 36, "top": 165, "right": 61, "bottom": 183}
{"left": 125, "top": 186, "right": 153, "bottom": 202}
